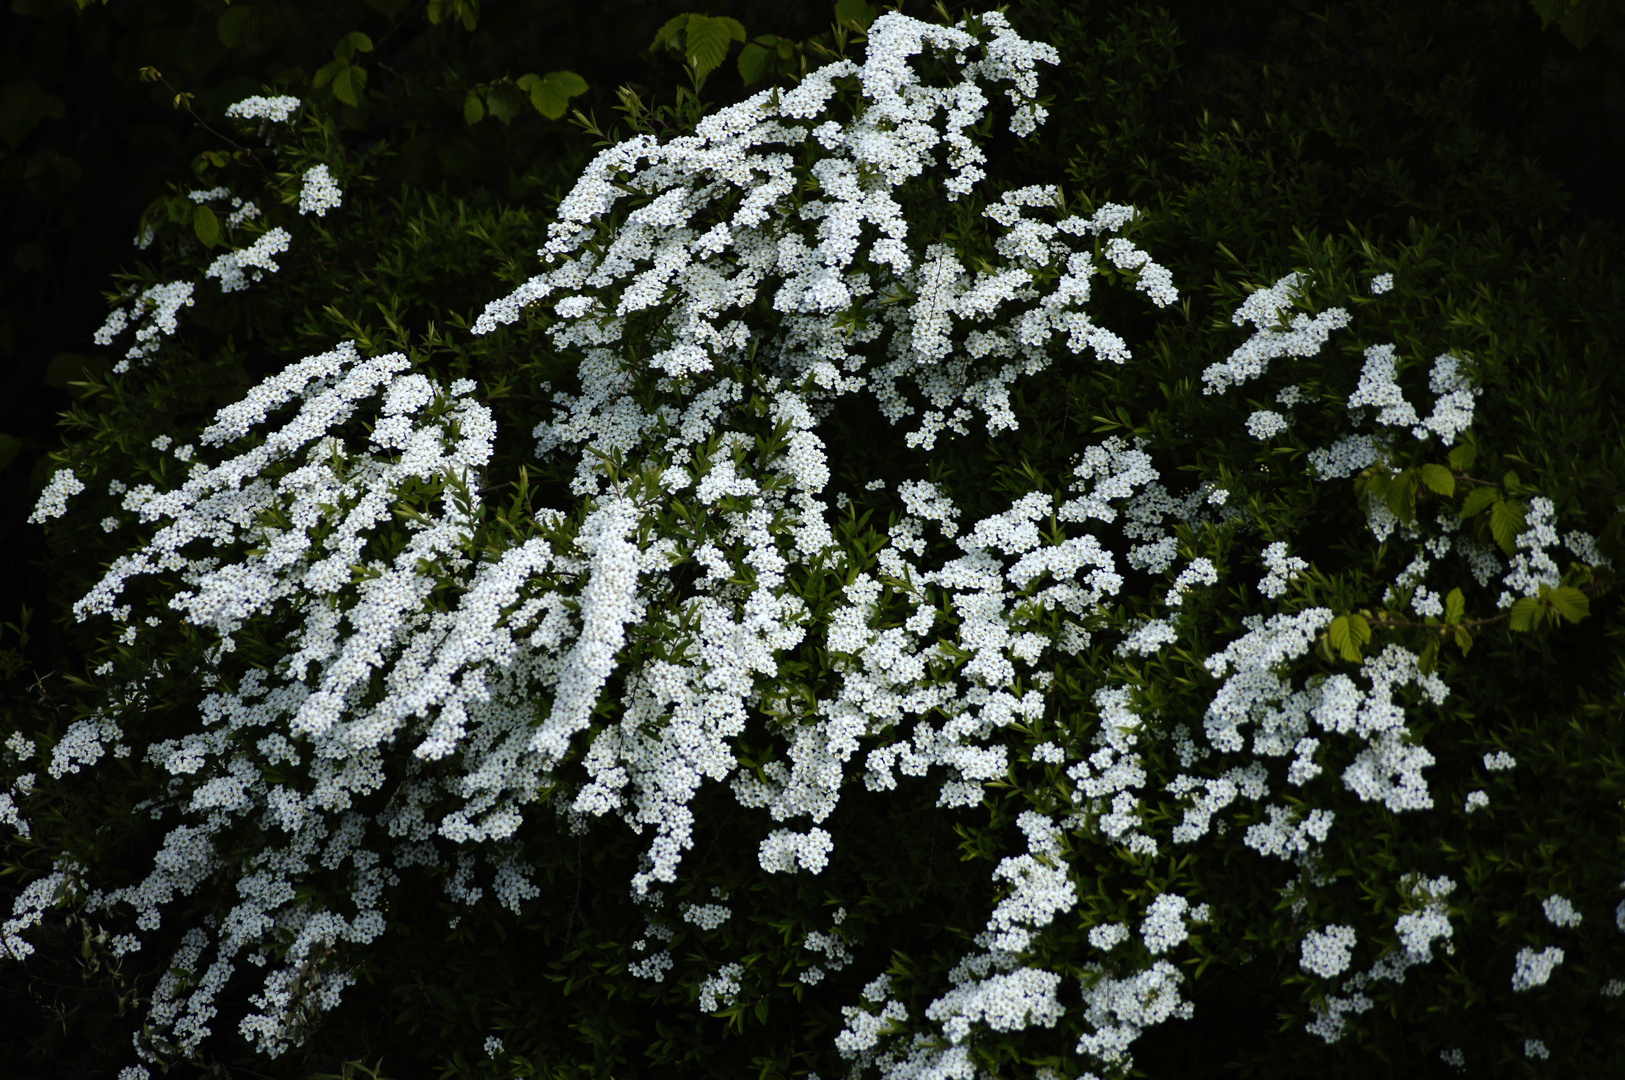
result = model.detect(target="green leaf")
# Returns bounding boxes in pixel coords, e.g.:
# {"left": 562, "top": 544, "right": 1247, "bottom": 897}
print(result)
{"left": 331, "top": 64, "right": 368, "bottom": 107}
{"left": 1459, "top": 486, "right": 1499, "bottom": 519}
{"left": 1328, "top": 614, "right": 1370, "bottom": 663}
{"left": 1490, "top": 499, "right": 1526, "bottom": 554}
{"left": 835, "top": 0, "right": 878, "bottom": 29}
{"left": 1448, "top": 442, "right": 1476, "bottom": 471}
{"left": 1384, "top": 469, "right": 1418, "bottom": 523}
{"left": 1508, "top": 596, "right": 1542, "bottom": 632}
{"left": 1444, "top": 587, "right": 1465, "bottom": 624}
{"left": 1543, "top": 585, "right": 1590, "bottom": 625}
{"left": 651, "top": 13, "right": 688, "bottom": 52}
{"left": 1453, "top": 625, "right": 1473, "bottom": 655}
{"left": 1419, "top": 463, "right": 1455, "bottom": 497}
{"left": 738, "top": 40, "right": 776, "bottom": 85}
{"left": 486, "top": 82, "right": 524, "bottom": 124}
{"left": 192, "top": 204, "right": 222, "bottom": 247}
{"left": 217, "top": 4, "right": 278, "bottom": 52}
{"left": 313, "top": 59, "right": 344, "bottom": 88}
{"left": 528, "top": 71, "right": 587, "bottom": 120}
{"left": 753, "top": 999, "right": 769, "bottom": 1024}
{"left": 346, "top": 31, "right": 375, "bottom": 53}
{"left": 463, "top": 92, "right": 485, "bottom": 125}
{"left": 684, "top": 14, "right": 745, "bottom": 84}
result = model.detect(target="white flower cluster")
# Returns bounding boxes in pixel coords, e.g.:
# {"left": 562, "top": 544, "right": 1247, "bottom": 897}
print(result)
{"left": 1299, "top": 924, "right": 1357, "bottom": 979}
{"left": 1511, "top": 945, "right": 1565, "bottom": 992}
{"left": 299, "top": 164, "right": 343, "bottom": 217}
{"left": 204, "top": 227, "right": 292, "bottom": 293}
{"left": 1544, "top": 894, "right": 1582, "bottom": 928}
{"left": 224, "top": 95, "right": 302, "bottom": 124}
{"left": 27, "top": 468, "right": 85, "bottom": 524}
{"left": 17, "top": 9, "right": 1604, "bottom": 1077}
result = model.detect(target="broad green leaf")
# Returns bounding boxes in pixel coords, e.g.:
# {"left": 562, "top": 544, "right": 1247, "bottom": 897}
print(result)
{"left": 1445, "top": 587, "right": 1465, "bottom": 624}
{"left": 217, "top": 4, "right": 275, "bottom": 51}
{"left": 1459, "top": 486, "right": 1498, "bottom": 519}
{"left": 1448, "top": 442, "right": 1476, "bottom": 471}
{"left": 529, "top": 71, "right": 587, "bottom": 120}
{"left": 193, "top": 204, "right": 222, "bottom": 247}
{"left": 1544, "top": 585, "right": 1589, "bottom": 624}
{"left": 486, "top": 82, "right": 524, "bottom": 124}
{"left": 463, "top": 92, "right": 485, "bottom": 125}
{"left": 1384, "top": 469, "right": 1418, "bottom": 523}
{"left": 346, "top": 31, "right": 374, "bottom": 53}
{"left": 1508, "top": 597, "right": 1542, "bottom": 632}
{"left": 332, "top": 64, "right": 368, "bottom": 107}
{"left": 651, "top": 12, "right": 688, "bottom": 51}
{"left": 835, "top": 0, "right": 878, "bottom": 29}
{"left": 1419, "top": 463, "right": 1455, "bottom": 497}
{"left": 313, "top": 59, "right": 344, "bottom": 88}
{"left": 1490, "top": 499, "right": 1526, "bottom": 554}
{"left": 738, "top": 40, "right": 775, "bottom": 85}
{"left": 1418, "top": 638, "right": 1439, "bottom": 674}
{"left": 684, "top": 14, "right": 745, "bottom": 83}
{"left": 1453, "top": 626, "right": 1473, "bottom": 654}
{"left": 1328, "top": 614, "right": 1370, "bottom": 663}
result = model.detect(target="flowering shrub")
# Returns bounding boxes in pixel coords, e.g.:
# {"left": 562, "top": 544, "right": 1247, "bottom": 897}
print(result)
{"left": 5, "top": 4, "right": 1625, "bottom": 1080}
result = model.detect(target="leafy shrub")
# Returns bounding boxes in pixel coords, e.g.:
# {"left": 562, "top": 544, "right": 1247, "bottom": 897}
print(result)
{"left": 4, "top": 4, "right": 1623, "bottom": 1080}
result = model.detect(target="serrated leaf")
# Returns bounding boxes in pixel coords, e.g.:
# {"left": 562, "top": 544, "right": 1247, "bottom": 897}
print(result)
{"left": 1420, "top": 463, "right": 1455, "bottom": 497}
{"left": 463, "top": 92, "right": 484, "bottom": 124}
{"left": 835, "top": 0, "right": 878, "bottom": 29}
{"left": 1490, "top": 499, "right": 1526, "bottom": 554}
{"left": 192, "top": 204, "right": 221, "bottom": 247}
{"left": 1544, "top": 585, "right": 1589, "bottom": 625}
{"left": 331, "top": 64, "right": 367, "bottom": 106}
{"left": 346, "top": 31, "right": 374, "bottom": 53}
{"left": 1448, "top": 442, "right": 1476, "bottom": 471}
{"left": 1508, "top": 597, "right": 1542, "bottom": 632}
{"left": 1453, "top": 626, "right": 1473, "bottom": 654}
{"left": 738, "top": 41, "right": 775, "bottom": 84}
{"left": 685, "top": 14, "right": 743, "bottom": 83}
{"left": 1445, "top": 587, "right": 1465, "bottom": 624}
{"left": 1460, "top": 486, "right": 1499, "bottom": 519}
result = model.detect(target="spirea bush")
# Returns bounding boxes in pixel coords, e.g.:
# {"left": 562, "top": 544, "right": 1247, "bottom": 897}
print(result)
{"left": 5, "top": 5, "right": 1625, "bottom": 1079}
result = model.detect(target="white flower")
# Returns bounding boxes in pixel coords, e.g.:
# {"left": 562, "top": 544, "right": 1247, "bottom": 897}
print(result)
{"left": 1511, "top": 946, "right": 1564, "bottom": 992}
{"left": 224, "top": 95, "right": 301, "bottom": 123}
{"left": 1299, "top": 924, "right": 1357, "bottom": 979}
{"left": 28, "top": 469, "right": 85, "bottom": 524}
{"left": 1543, "top": 895, "right": 1582, "bottom": 929}
{"left": 1369, "top": 273, "right": 1394, "bottom": 295}
{"left": 299, "top": 164, "right": 343, "bottom": 217}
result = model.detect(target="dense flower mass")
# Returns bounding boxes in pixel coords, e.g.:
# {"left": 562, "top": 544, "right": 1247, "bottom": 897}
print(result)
{"left": 7, "top": 9, "right": 1619, "bottom": 1080}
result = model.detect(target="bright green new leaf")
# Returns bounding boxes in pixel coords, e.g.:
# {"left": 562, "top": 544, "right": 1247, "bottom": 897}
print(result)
{"left": 1328, "top": 614, "right": 1370, "bottom": 663}
{"left": 1448, "top": 442, "right": 1477, "bottom": 471}
{"left": 1445, "top": 587, "right": 1465, "bottom": 624}
{"left": 1460, "top": 486, "right": 1499, "bottom": 519}
{"left": 463, "top": 92, "right": 484, "bottom": 125}
{"left": 193, "top": 204, "right": 222, "bottom": 248}
{"left": 1490, "top": 498, "right": 1526, "bottom": 554}
{"left": 527, "top": 71, "right": 588, "bottom": 120}
{"left": 347, "top": 31, "right": 374, "bottom": 53}
{"left": 1419, "top": 463, "right": 1455, "bottom": 497}
{"left": 1543, "top": 585, "right": 1590, "bottom": 624}
{"left": 1453, "top": 626, "right": 1473, "bottom": 654}
{"left": 1508, "top": 596, "right": 1542, "bottom": 632}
